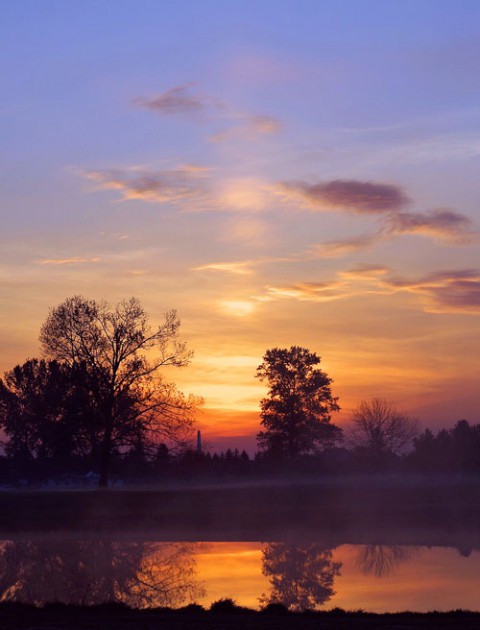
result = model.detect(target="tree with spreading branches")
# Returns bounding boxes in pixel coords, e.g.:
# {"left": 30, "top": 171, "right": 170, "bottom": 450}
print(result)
{"left": 349, "top": 398, "right": 419, "bottom": 465}
{"left": 39, "top": 295, "right": 198, "bottom": 486}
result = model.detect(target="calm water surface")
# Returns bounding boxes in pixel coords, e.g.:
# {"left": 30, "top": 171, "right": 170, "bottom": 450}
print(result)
{"left": 1, "top": 538, "right": 479, "bottom": 611}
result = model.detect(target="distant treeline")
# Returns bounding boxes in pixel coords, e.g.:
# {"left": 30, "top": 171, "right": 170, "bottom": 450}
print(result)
{"left": 1, "top": 419, "right": 479, "bottom": 485}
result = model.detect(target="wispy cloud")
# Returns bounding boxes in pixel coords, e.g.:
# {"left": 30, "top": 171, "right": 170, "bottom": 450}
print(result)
{"left": 39, "top": 257, "right": 101, "bottom": 265}
{"left": 193, "top": 253, "right": 300, "bottom": 275}
{"left": 133, "top": 83, "right": 210, "bottom": 115}
{"left": 281, "top": 179, "right": 409, "bottom": 214}
{"left": 383, "top": 269, "right": 480, "bottom": 313}
{"left": 263, "top": 280, "right": 348, "bottom": 303}
{"left": 133, "top": 83, "right": 282, "bottom": 142}
{"left": 388, "top": 209, "right": 474, "bottom": 243}
{"left": 81, "top": 163, "right": 475, "bottom": 252}
{"left": 209, "top": 112, "right": 282, "bottom": 142}
{"left": 194, "top": 261, "right": 255, "bottom": 275}
{"left": 309, "top": 207, "right": 475, "bottom": 257}
{"left": 309, "top": 232, "right": 384, "bottom": 258}
{"left": 279, "top": 177, "right": 476, "bottom": 254}
{"left": 339, "top": 265, "right": 389, "bottom": 279}
{"left": 83, "top": 164, "right": 211, "bottom": 206}
{"left": 259, "top": 266, "right": 480, "bottom": 314}
{"left": 81, "top": 167, "right": 279, "bottom": 215}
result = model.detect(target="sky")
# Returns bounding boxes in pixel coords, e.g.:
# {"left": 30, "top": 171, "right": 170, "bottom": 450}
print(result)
{"left": 1, "top": 0, "right": 479, "bottom": 451}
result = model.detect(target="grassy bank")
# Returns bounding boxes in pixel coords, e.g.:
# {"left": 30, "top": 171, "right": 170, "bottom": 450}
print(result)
{"left": 0, "top": 602, "right": 479, "bottom": 630}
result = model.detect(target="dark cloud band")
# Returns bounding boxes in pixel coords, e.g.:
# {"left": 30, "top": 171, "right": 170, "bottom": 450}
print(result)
{"left": 284, "top": 179, "right": 409, "bottom": 213}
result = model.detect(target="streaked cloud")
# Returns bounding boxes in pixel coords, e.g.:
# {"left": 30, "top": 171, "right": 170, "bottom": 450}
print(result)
{"left": 310, "top": 207, "right": 475, "bottom": 258}
{"left": 194, "top": 261, "right": 254, "bottom": 275}
{"left": 260, "top": 266, "right": 480, "bottom": 314}
{"left": 309, "top": 232, "right": 383, "bottom": 258}
{"left": 383, "top": 269, "right": 480, "bottom": 313}
{"left": 209, "top": 113, "right": 282, "bottom": 142}
{"left": 263, "top": 280, "right": 349, "bottom": 303}
{"left": 281, "top": 179, "right": 409, "bottom": 213}
{"left": 310, "top": 212, "right": 474, "bottom": 258}
{"left": 133, "top": 83, "right": 281, "bottom": 142}
{"left": 83, "top": 164, "right": 211, "bottom": 206}
{"left": 39, "top": 256, "right": 101, "bottom": 265}
{"left": 193, "top": 253, "right": 299, "bottom": 276}
{"left": 81, "top": 167, "right": 277, "bottom": 214}
{"left": 340, "top": 265, "right": 389, "bottom": 279}
{"left": 133, "top": 83, "right": 209, "bottom": 115}
{"left": 389, "top": 209, "right": 475, "bottom": 242}
{"left": 80, "top": 165, "right": 475, "bottom": 258}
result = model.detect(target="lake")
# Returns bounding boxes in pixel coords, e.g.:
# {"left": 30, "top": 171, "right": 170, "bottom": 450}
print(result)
{"left": 1, "top": 538, "right": 479, "bottom": 611}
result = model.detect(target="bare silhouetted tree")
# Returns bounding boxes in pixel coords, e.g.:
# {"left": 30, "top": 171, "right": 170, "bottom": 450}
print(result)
{"left": 356, "top": 545, "right": 418, "bottom": 577}
{"left": 349, "top": 398, "right": 419, "bottom": 465}
{"left": 0, "top": 540, "right": 203, "bottom": 607}
{"left": 39, "top": 296, "right": 199, "bottom": 486}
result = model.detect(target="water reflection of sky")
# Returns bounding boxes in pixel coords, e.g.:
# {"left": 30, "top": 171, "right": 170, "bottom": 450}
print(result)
{"left": 1, "top": 540, "right": 479, "bottom": 612}
{"left": 324, "top": 545, "right": 480, "bottom": 613}
{"left": 195, "top": 543, "right": 480, "bottom": 612}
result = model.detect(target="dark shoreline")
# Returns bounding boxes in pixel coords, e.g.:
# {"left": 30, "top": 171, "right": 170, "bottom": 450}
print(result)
{"left": 1, "top": 602, "right": 480, "bottom": 630}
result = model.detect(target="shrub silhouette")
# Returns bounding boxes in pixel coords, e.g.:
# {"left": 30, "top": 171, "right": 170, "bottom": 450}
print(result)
{"left": 210, "top": 598, "right": 242, "bottom": 613}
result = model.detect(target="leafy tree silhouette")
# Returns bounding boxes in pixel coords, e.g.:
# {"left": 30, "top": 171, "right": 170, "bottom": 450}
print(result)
{"left": 260, "top": 542, "right": 341, "bottom": 611}
{"left": 256, "top": 347, "right": 341, "bottom": 458}
{"left": 0, "top": 359, "right": 102, "bottom": 477}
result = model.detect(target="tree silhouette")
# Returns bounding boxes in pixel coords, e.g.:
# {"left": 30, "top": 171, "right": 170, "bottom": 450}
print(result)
{"left": 0, "top": 359, "right": 99, "bottom": 475}
{"left": 256, "top": 347, "right": 341, "bottom": 458}
{"left": 409, "top": 420, "right": 480, "bottom": 473}
{"left": 356, "top": 545, "right": 418, "bottom": 577}
{"left": 39, "top": 296, "right": 199, "bottom": 486}
{"left": 349, "top": 398, "right": 419, "bottom": 468}
{"left": 261, "top": 542, "right": 341, "bottom": 611}
{"left": 0, "top": 539, "right": 204, "bottom": 607}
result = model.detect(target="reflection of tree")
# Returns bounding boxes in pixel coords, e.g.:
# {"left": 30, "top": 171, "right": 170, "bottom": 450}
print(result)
{"left": 356, "top": 545, "right": 418, "bottom": 578}
{"left": 261, "top": 543, "right": 341, "bottom": 611}
{"left": 124, "top": 543, "right": 204, "bottom": 607}
{"left": 0, "top": 540, "right": 204, "bottom": 607}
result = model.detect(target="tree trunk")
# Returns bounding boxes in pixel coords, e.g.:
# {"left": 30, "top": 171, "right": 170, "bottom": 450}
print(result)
{"left": 98, "top": 419, "right": 113, "bottom": 488}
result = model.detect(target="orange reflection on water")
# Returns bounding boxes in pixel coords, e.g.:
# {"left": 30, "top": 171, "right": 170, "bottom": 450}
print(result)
{"left": 329, "top": 545, "right": 480, "bottom": 613}
{"left": 191, "top": 543, "right": 480, "bottom": 612}
{"left": 194, "top": 542, "right": 268, "bottom": 609}
{"left": 1, "top": 540, "right": 480, "bottom": 612}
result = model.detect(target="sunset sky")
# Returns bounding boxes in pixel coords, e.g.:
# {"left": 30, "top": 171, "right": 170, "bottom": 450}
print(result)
{"left": 1, "top": 1, "right": 479, "bottom": 451}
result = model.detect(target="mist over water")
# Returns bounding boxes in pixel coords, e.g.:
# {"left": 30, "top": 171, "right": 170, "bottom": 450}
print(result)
{"left": 2, "top": 477, "right": 480, "bottom": 612}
